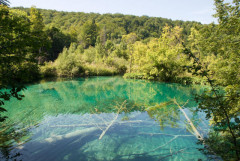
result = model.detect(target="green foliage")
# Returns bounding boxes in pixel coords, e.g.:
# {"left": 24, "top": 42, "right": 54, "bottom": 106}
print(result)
{"left": 122, "top": 33, "right": 138, "bottom": 73}
{"left": 188, "top": 0, "right": 240, "bottom": 86}
{"left": 41, "top": 42, "right": 128, "bottom": 77}
{"left": 80, "top": 20, "right": 99, "bottom": 48}
{"left": 184, "top": 45, "right": 240, "bottom": 159}
{"left": 123, "top": 72, "right": 145, "bottom": 79}
{"left": 11, "top": 7, "right": 201, "bottom": 70}
{"left": 82, "top": 47, "right": 97, "bottom": 63}
{"left": 15, "top": 7, "right": 200, "bottom": 42}
{"left": 40, "top": 62, "right": 57, "bottom": 77}
{"left": 183, "top": 1, "right": 240, "bottom": 158}
{"left": 84, "top": 64, "right": 116, "bottom": 76}
{"left": 0, "top": 6, "right": 45, "bottom": 122}
{"left": 29, "top": 7, "right": 51, "bottom": 64}
{"left": 45, "top": 27, "right": 72, "bottom": 61}
{"left": 123, "top": 25, "right": 189, "bottom": 82}
{"left": 54, "top": 46, "right": 85, "bottom": 77}
{"left": 146, "top": 101, "right": 180, "bottom": 129}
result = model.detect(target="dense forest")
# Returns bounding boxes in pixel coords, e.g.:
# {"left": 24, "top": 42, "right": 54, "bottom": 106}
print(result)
{"left": 13, "top": 6, "right": 239, "bottom": 86}
{"left": 0, "top": 0, "right": 240, "bottom": 160}
{"left": 14, "top": 7, "right": 204, "bottom": 81}
{"left": 19, "top": 7, "right": 199, "bottom": 40}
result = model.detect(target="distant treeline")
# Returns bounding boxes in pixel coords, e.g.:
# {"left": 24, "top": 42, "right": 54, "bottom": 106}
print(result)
{"left": 15, "top": 7, "right": 200, "bottom": 61}
{"left": 6, "top": 6, "right": 238, "bottom": 87}
{"left": 18, "top": 7, "right": 200, "bottom": 39}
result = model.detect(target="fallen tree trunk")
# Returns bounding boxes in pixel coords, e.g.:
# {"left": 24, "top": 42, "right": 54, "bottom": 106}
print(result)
{"left": 173, "top": 98, "right": 204, "bottom": 141}
{"left": 45, "top": 127, "right": 99, "bottom": 143}
{"left": 99, "top": 112, "right": 119, "bottom": 140}
{"left": 138, "top": 132, "right": 194, "bottom": 137}
{"left": 50, "top": 120, "right": 143, "bottom": 128}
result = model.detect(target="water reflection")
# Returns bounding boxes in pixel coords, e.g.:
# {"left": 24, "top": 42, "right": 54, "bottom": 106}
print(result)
{"left": 1, "top": 76, "right": 208, "bottom": 160}
{"left": 0, "top": 120, "right": 33, "bottom": 161}
{"left": 147, "top": 102, "right": 180, "bottom": 129}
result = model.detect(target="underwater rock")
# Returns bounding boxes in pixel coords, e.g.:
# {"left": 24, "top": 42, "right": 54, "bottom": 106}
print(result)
{"left": 40, "top": 88, "right": 62, "bottom": 101}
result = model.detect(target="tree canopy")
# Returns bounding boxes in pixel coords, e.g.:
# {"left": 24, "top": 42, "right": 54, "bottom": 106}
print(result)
{"left": 0, "top": 6, "right": 47, "bottom": 121}
{"left": 0, "top": 0, "right": 10, "bottom": 6}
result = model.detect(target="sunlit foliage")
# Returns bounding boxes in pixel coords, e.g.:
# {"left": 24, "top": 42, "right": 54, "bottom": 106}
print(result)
{"left": 184, "top": 1, "right": 240, "bottom": 159}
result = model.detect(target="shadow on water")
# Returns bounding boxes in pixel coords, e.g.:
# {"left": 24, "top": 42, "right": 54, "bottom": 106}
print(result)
{"left": 31, "top": 137, "right": 156, "bottom": 161}
{"left": 21, "top": 133, "right": 100, "bottom": 161}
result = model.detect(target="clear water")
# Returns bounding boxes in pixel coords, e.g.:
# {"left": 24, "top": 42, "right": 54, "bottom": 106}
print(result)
{"left": 0, "top": 76, "right": 209, "bottom": 161}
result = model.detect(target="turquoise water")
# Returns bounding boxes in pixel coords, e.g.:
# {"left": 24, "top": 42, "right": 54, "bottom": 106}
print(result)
{"left": 0, "top": 76, "right": 209, "bottom": 161}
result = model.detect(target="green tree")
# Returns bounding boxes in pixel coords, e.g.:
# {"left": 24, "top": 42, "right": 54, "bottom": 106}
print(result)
{"left": 0, "top": 6, "right": 43, "bottom": 122}
{"left": 122, "top": 33, "right": 138, "bottom": 73}
{"left": 45, "top": 27, "right": 72, "bottom": 61}
{"left": 125, "top": 25, "right": 188, "bottom": 81}
{"left": 185, "top": 1, "right": 240, "bottom": 159}
{"left": 80, "top": 19, "right": 99, "bottom": 48}
{"left": 29, "top": 7, "right": 50, "bottom": 64}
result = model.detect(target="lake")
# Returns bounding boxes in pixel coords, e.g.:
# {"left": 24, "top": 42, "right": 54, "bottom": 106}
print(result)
{"left": 0, "top": 76, "right": 209, "bottom": 161}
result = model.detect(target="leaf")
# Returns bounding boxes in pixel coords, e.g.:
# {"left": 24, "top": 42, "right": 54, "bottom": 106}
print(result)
{"left": 0, "top": 107, "right": 7, "bottom": 112}
{"left": 146, "top": 101, "right": 173, "bottom": 111}
{"left": 0, "top": 101, "right": 4, "bottom": 106}
{"left": 235, "top": 117, "right": 240, "bottom": 123}
{"left": 0, "top": 116, "right": 8, "bottom": 122}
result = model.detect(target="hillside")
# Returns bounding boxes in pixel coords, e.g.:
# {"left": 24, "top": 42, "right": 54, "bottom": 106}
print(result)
{"left": 15, "top": 7, "right": 201, "bottom": 40}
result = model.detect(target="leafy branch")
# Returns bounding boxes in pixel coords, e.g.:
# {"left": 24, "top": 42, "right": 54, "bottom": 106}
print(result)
{"left": 182, "top": 43, "right": 240, "bottom": 160}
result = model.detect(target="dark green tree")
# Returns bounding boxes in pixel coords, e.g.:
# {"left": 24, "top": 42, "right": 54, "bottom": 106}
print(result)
{"left": 45, "top": 27, "right": 72, "bottom": 61}
{"left": 29, "top": 7, "right": 51, "bottom": 64}
{"left": 0, "top": 6, "right": 44, "bottom": 122}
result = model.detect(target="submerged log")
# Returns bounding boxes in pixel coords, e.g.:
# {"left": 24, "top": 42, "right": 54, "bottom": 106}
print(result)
{"left": 98, "top": 100, "right": 126, "bottom": 140}
{"left": 99, "top": 112, "right": 119, "bottom": 140}
{"left": 45, "top": 127, "right": 98, "bottom": 143}
{"left": 173, "top": 98, "right": 204, "bottom": 141}
{"left": 138, "top": 132, "right": 194, "bottom": 137}
{"left": 159, "top": 148, "right": 187, "bottom": 160}
{"left": 50, "top": 120, "right": 143, "bottom": 128}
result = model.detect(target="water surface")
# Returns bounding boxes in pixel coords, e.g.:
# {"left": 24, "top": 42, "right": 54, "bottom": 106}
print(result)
{"left": 0, "top": 76, "right": 209, "bottom": 161}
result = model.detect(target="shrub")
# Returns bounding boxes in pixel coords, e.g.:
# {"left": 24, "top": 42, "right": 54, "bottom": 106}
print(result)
{"left": 40, "top": 62, "right": 57, "bottom": 78}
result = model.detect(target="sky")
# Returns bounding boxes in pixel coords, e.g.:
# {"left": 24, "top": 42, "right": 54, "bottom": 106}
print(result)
{"left": 10, "top": 0, "right": 219, "bottom": 24}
